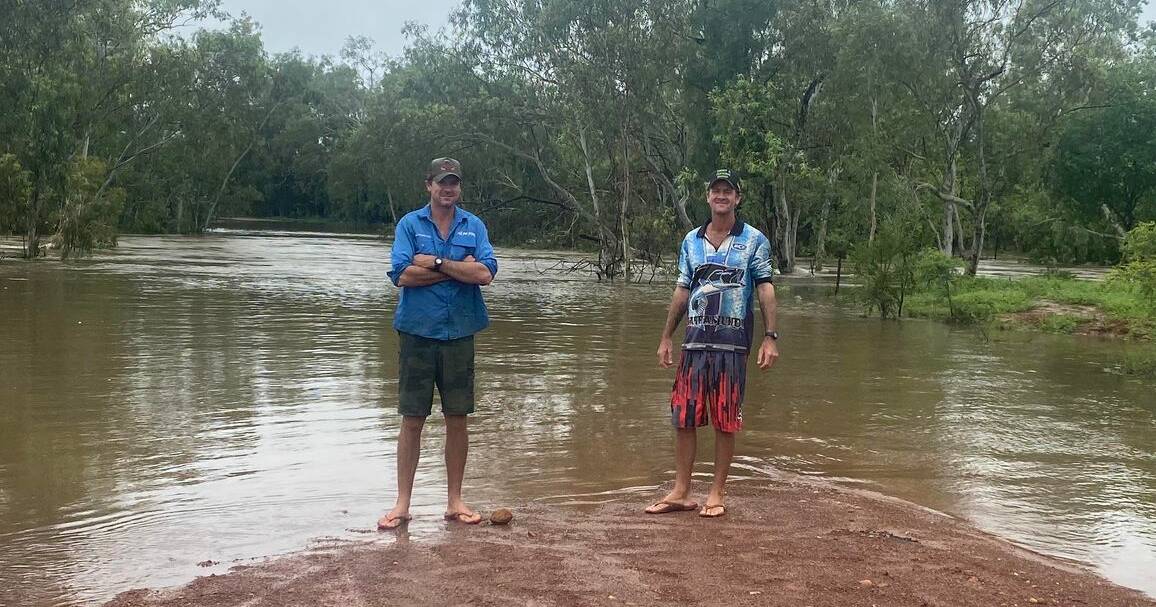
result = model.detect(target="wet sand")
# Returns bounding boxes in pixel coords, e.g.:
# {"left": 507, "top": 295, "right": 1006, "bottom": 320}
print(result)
{"left": 105, "top": 480, "right": 1154, "bottom": 607}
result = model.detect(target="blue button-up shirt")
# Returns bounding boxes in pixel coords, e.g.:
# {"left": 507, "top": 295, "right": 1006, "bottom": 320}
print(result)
{"left": 388, "top": 204, "right": 498, "bottom": 340}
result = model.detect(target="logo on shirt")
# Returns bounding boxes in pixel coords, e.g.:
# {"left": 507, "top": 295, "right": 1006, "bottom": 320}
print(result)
{"left": 688, "top": 263, "right": 745, "bottom": 325}
{"left": 456, "top": 231, "right": 476, "bottom": 238}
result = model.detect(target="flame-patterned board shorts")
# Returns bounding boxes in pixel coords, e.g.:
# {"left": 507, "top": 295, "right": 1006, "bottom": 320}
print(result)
{"left": 670, "top": 349, "right": 747, "bottom": 433}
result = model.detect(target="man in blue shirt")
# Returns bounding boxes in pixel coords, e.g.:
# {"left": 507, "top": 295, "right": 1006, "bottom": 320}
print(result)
{"left": 646, "top": 169, "right": 779, "bottom": 519}
{"left": 378, "top": 157, "right": 498, "bottom": 530}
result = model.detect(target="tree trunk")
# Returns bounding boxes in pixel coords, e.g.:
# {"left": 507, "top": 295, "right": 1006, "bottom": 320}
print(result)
{"left": 815, "top": 166, "right": 839, "bottom": 271}
{"left": 938, "top": 115, "right": 970, "bottom": 256}
{"left": 202, "top": 140, "right": 255, "bottom": 233}
{"left": 24, "top": 221, "right": 40, "bottom": 259}
{"left": 953, "top": 202, "right": 966, "bottom": 258}
{"left": 965, "top": 96, "right": 988, "bottom": 276}
{"left": 967, "top": 205, "right": 987, "bottom": 276}
{"left": 619, "top": 135, "right": 630, "bottom": 280}
{"left": 941, "top": 158, "right": 957, "bottom": 257}
{"left": 578, "top": 126, "right": 619, "bottom": 279}
{"left": 23, "top": 184, "right": 42, "bottom": 259}
{"left": 773, "top": 166, "right": 795, "bottom": 273}
{"left": 790, "top": 203, "right": 801, "bottom": 270}
{"left": 641, "top": 143, "right": 692, "bottom": 230}
{"left": 868, "top": 95, "right": 879, "bottom": 243}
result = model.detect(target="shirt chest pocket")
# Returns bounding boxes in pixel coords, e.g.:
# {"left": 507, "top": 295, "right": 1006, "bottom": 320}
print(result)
{"left": 449, "top": 232, "right": 477, "bottom": 260}
{"left": 413, "top": 233, "right": 438, "bottom": 255}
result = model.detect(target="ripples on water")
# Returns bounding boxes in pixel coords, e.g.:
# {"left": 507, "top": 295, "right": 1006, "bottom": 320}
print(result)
{"left": 0, "top": 230, "right": 1153, "bottom": 605}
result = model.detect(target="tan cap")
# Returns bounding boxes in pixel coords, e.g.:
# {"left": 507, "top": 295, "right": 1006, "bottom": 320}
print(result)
{"left": 427, "top": 157, "right": 462, "bottom": 183}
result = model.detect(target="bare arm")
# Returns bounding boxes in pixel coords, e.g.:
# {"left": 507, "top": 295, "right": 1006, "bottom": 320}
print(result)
{"left": 408, "top": 254, "right": 492, "bottom": 286}
{"left": 657, "top": 286, "right": 690, "bottom": 368}
{"left": 755, "top": 282, "right": 779, "bottom": 370}
{"left": 398, "top": 264, "right": 450, "bottom": 287}
{"left": 438, "top": 258, "right": 493, "bottom": 285}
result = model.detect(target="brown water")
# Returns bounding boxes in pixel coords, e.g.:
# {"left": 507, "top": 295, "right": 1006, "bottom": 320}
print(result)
{"left": 1, "top": 229, "right": 1154, "bottom": 606}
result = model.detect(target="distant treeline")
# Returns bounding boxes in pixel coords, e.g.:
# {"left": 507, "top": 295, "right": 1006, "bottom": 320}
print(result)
{"left": 1, "top": 0, "right": 1155, "bottom": 277}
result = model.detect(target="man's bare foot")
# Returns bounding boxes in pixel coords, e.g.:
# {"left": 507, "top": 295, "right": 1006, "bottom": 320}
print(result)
{"left": 698, "top": 503, "right": 726, "bottom": 518}
{"left": 444, "top": 499, "right": 481, "bottom": 524}
{"left": 699, "top": 490, "right": 726, "bottom": 517}
{"left": 377, "top": 507, "right": 412, "bottom": 530}
{"left": 644, "top": 492, "right": 697, "bottom": 514}
{"left": 443, "top": 510, "right": 483, "bottom": 524}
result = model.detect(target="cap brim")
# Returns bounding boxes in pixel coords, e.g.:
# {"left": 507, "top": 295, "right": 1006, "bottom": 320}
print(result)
{"left": 708, "top": 177, "right": 740, "bottom": 191}
{"left": 432, "top": 171, "right": 462, "bottom": 183}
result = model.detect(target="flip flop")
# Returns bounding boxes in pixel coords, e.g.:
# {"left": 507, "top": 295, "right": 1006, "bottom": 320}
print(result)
{"left": 698, "top": 504, "right": 726, "bottom": 518}
{"left": 645, "top": 500, "right": 700, "bottom": 514}
{"left": 443, "top": 511, "right": 483, "bottom": 524}
{"left": 377, "top": 513, "right": 412, "bottom": 530}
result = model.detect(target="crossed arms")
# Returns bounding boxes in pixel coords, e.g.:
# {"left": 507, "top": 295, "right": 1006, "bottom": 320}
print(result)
{"left": 397, "top": 254, "right": 493, "bottom": 287}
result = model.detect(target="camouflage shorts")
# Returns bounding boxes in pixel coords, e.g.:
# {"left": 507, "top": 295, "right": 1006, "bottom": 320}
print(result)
{"left": 398, "top": 332, "right": 475, "bottom": 417}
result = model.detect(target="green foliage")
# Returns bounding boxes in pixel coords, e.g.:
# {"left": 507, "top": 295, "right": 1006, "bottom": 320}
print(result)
{"left": 0, "top": 154, "right": 32, "bottom": 235}
{"left": 0, "top": 0, "right": 1153, "bottom": 271}
{"left": 1108, "top": 222, "right": 1156, "bottom": 310}
{"left": 53, "top": 159, "right": 125, "bottom": 259}
{"left": 850, "top": 221, "right": 921, "bottom": 319}
{"left": 1038, "top": 314, "right": 1084, "bottom": 334}
{"left": 1114, "top": 346, "right": 1156, "bottom": 377}
{"left": 630, "top": 207, "right": 681, "bottom": 266}
{"left": 911, "top": 249, "right": 964, "bottom": 319}
{"left": 1053, "top": 63, "right": 1156, "bottom": 233}
{"left": 905, "top": 273, "right": 1155, "bottom": 335}
{"left": 1120, "top": 221, "right": 1156, "bottom": 260}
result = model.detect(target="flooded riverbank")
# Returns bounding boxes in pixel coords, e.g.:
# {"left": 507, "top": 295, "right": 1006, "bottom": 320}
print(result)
{"left": 1, "top": 230, "right": 1152, "bottom": 604}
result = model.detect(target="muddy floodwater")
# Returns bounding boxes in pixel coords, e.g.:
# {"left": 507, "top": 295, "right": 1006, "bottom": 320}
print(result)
{"left": 1, "top": 227, "right": 1153, "bottom": 605}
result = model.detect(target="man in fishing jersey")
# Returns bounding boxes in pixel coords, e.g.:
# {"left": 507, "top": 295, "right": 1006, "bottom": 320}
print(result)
{"left": 646, "top": 169, "right": 779, "bottom": 518}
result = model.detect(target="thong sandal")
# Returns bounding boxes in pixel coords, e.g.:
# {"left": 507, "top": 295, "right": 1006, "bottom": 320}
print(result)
{"left": 443, "top": 511, "right": 483, "bottom": 524}
{"left": 377, "top": 513, "right": 412, "bottom": 530}
{"left": 645, "top": 500, "right": 700, "bottom": 514}
{"left": 698, "top": 504, "right": 726, "bottom": 518}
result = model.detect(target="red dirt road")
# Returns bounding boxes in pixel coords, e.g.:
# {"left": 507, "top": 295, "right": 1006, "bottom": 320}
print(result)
{"left": 105, "top": 481, "right": 1154, "bottom": 607}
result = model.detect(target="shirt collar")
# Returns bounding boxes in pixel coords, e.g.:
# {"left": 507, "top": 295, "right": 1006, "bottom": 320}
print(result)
{"left": 419, "top": 203, "right": 464, "bottom": 227}
{"left": 695, "top": 218, "right": 745, "bottom": 239}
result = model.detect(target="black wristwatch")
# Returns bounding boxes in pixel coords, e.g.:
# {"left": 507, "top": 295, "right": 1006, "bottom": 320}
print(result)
{"left": 764, "top": 331, "right": 779, "bottom": 340}
{"left": 434, "top": 257, "right": 444, "bottom": 271}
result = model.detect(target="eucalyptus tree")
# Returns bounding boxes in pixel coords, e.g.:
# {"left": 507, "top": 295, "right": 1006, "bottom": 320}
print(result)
{"left": 888, "top": 0, "right": 1142, "bottom": 274}
{"left": 0, "top": 0, "right": 221, "bottom": 256}
{"left": 455, "top": 0, "right": 703, "bottom": 278}
{"left": 1052, "top": 60, "right": 1156, "bottom": 237}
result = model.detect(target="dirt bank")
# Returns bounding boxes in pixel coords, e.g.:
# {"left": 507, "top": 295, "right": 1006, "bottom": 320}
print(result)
{"left": 105, "top": 481, "right": 1154, "bottom": 607}
{"left": 999, "top": 300, "right": 1144, "bottom": 338}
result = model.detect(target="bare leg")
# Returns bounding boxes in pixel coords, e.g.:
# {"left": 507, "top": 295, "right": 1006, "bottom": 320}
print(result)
{"left": 444, "top": 414, "right": 480, "bottom": 523}
{"left": 646, "top": 427, "right": 698, "bottom": 512}
{"left": 702, "top": 428, "right": 735, "bottom": 516}
{"left": 379, "top": 415, "right": 425, "bottom": 529}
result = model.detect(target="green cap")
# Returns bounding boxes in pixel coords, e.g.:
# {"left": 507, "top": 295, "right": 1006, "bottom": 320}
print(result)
{"left": 427, "top": 157, "right": 462, "bottom": 183}
{"left": 708, "top": 168, "right": 740, "bottom": 192}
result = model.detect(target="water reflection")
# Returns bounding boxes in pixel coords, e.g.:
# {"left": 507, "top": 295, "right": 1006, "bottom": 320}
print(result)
{"left": 0, "top": 232, "right": 1152, "bottom": 605}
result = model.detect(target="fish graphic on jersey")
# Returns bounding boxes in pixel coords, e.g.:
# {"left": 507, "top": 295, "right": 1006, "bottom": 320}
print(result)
{"left": 688, "top": 263, "right": 746, "bottom": 321}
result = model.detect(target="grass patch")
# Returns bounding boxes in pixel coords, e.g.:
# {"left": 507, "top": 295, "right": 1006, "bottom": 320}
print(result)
{"left": 904, "top": 274, "right": 1154, "bottom": 338}
{"left": 1115, "top": 346, "right": 1156, "bottom": 378}
{"left": 1037, "top": 314, "right": 1085, "bottom": 334}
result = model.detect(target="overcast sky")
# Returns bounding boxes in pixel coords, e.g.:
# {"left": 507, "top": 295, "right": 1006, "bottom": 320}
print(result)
{"left": 206, "top": 0, "right": 1156, "bottom": 60}
{"left": 210, "top": 0, "right": 460, "bottom": 59}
